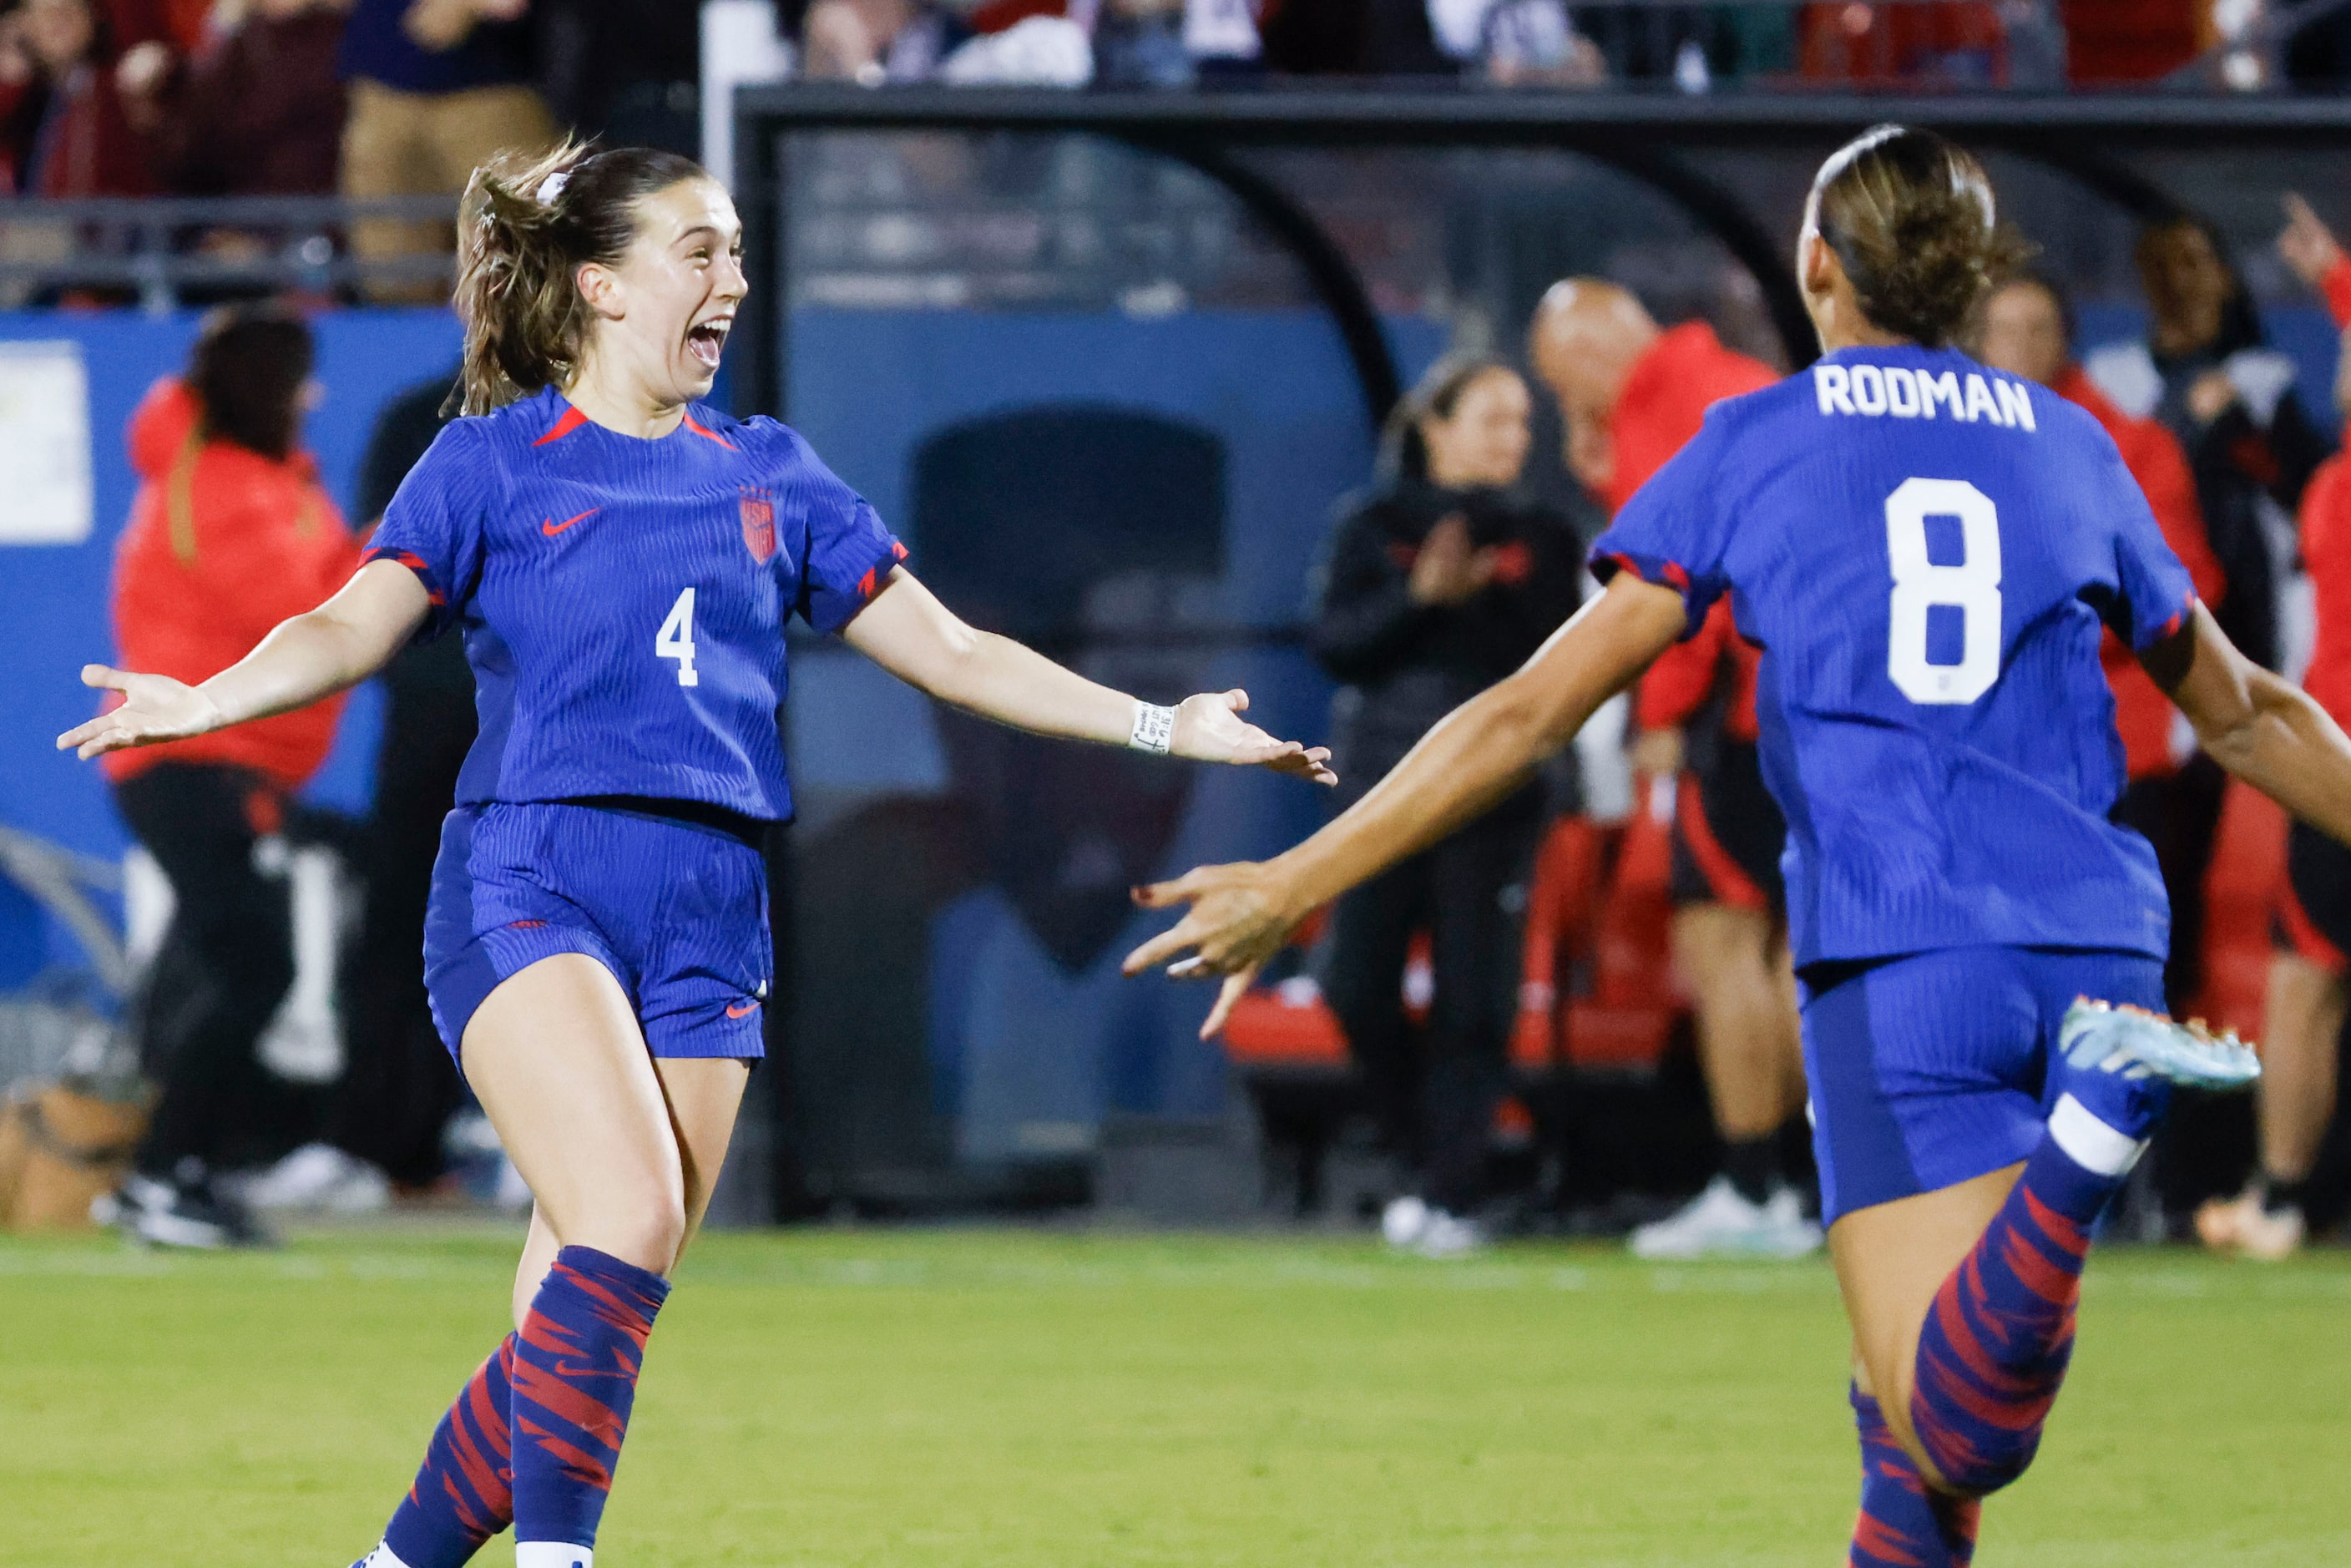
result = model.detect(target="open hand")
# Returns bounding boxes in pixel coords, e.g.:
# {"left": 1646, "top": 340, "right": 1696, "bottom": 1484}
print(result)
{"left": 2279, "top": 193, "right": 2343, "bottom": 292}
{"left": 56, "top": 665, "right": 223, "bottom": 760}
{"left": 1123, "top": 860, "right": 1305, "bottom": 1038}
{"left": 1170, "top": 690, "right": 1337, "bottom": 787}
{"left": 1408, "top": 514, "right": 1500, "bottom": 607}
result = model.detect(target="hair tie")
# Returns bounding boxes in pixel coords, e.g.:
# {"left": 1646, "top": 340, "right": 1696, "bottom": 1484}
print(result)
{"left": 535, "top": 171, "right": 570, "bottom": 206}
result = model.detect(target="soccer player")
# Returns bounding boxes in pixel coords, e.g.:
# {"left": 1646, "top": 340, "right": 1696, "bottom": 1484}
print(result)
{"left": 1530, "top": 279, "right": 1817, "bottom": 1260}
{"left": 1125, "top": 126, "right": 2335, "bottom": 1565}
{"left": 2195, "top": 193, "right": 2351, "bottom": 1261}
{"left": 58, "top": 142, "right": 1332, "bottom": 1568}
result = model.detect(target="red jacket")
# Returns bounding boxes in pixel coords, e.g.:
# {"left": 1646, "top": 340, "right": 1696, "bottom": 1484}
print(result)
{"left": 103, "top": 377, "right": 359, "bottom": 792}
{"left": 2050, "top": 365, "right": 2226, "bottom": 780}
{"left": 2295, "top": 256, "right": 2351, "bottom": 731}
{"left": 1604, "top": 322, "right": 1779, "bottom": 743}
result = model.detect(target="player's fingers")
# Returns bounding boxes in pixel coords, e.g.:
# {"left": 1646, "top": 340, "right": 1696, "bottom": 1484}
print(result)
{"left": 1200, "top": 968, "right": 1257, "bottom": 1039}
{"left": 1130, "top": 867, "right": 1212, "bottom": 909}
{"left": 76, "top": 726, "right": 129, "bottom": 761}
{"left": 79, "top": 664, "right": 128, "bottom": 691}
{"left": 55, "top": 716, "right": 112, "bottom": 751}
{"left": 1122, "top": 918, "right": 1202, "bottom": 976}
{"left": 1225, "top": 688, "right": 1250, "bottom": 714}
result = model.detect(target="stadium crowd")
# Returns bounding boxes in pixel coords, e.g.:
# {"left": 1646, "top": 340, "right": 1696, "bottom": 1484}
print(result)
{"left": 8, "top": 0, "right": 2351, "bottom": 213}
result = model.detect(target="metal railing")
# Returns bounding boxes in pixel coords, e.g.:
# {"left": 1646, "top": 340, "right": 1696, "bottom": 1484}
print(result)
{"left": 0, "top": 195, "right": 459, "bottom": 314}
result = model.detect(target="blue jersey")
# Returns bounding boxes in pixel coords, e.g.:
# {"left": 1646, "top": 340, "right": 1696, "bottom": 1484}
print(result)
{"left": 365, "top": 387, "right": 904, "bottom": 822}
{"left": 1591, "top": 345, "right": 2199, "bottom": 969}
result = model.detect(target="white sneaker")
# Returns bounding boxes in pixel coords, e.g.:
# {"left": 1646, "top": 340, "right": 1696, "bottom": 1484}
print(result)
{"left": 1415, "top": 1207, "right": 1484, "bottom": 1259}
{"left": 1381, "top": 1195, "right": 1430, "bottom": 1249}
{"left": 242, "top": 1143, "right": 392, "bottom": 1215}
{"left": 1630, "top": 1176, "right": 1822, "bottom": 1261}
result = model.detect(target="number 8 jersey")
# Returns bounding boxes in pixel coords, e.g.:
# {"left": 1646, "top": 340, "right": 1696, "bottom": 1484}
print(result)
{"left": 1590, "top": 344, "right": 2198, "bottom": 969}
{"left": 363, "top": 386, "right": 906, "bottom": 823}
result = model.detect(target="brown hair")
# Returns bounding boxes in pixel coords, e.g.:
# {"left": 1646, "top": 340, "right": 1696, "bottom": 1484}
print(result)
{"left": 1812, "top": 125, "right": 2028, "bottom": 349}
{"left": 188, "top": 302, "right": 312, "bottom": 460}
{"left": 1381, "top": 353, "right": 1519, "bottom": 482}
{"left": 453, "top": 139, "right": 711, "bottom": 415}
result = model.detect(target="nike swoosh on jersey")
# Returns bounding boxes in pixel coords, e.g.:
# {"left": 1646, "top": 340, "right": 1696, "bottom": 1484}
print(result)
{"left": 541, "top": 508, "right": 599, "bottom": 537}
{"left": 725, "top": 999, "right": 759, "bottom": 1018}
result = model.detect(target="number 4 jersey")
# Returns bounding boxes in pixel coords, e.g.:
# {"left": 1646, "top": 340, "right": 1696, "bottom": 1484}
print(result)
{"left": 363, "top": 386, "right": 906, "bottom": 822}
{"left": 1590, "top": 345, "right": 2198, "bottom": 969}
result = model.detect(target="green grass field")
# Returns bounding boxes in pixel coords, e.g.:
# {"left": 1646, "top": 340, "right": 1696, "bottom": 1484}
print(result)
{"left": 3, "top": 1225, "right": 2346, "bottom": 1566}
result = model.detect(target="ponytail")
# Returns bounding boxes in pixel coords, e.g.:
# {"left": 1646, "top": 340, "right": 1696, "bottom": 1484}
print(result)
{"left": 452, "top": 139, "right": 710, "bottom": 416}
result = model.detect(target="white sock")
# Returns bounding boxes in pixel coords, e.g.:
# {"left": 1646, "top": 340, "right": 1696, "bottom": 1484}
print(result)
{"left": 357, "top": 1544, "right": 416, "bottom": 1568}
{"left": 2048, "top": 1092, "right": 2149, "bottom": 1178}
{"left": 515, "top": 1545, "right": 592, "bottom": 1568}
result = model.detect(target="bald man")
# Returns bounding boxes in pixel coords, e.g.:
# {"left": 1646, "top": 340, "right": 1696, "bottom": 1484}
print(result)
{"left": 1529, "top": 281, "right": 1818, "bottom": 1260}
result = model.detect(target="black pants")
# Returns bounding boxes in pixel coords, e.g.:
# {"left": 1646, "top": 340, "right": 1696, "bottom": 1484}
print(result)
{"left": 1315, "top": 781, "right": 1544, "bottom": 1215}
{"left": 322, "top": 641, "right": 474, "bottom": 1186}
{"left": 115, "top": 763, "right": 296, "bottom": 1180}
{"left": 2111, "top": 754, "right": 2227, "bottom": 1014}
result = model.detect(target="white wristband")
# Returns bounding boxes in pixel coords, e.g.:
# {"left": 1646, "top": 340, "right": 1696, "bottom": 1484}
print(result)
{"left": 1129, "top": 701, "right": 1176, "bottom": 755}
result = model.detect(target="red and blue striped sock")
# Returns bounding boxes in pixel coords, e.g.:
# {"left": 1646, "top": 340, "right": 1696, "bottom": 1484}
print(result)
{"left": 1907, "top": 1130, "right": 2119, "bottom": 1497}
{"left": 1847, "top": 1384, "right": 1979, "bottom": 1566}
{"left": 510, "top": 1245, "right": 670, "bottom": 1565}
{"left": 375, "top": 1336, "right": 516, "bottom": 1568}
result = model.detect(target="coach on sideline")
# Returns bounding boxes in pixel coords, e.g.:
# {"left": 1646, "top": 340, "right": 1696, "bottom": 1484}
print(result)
{"left": 1530, "top": 279, "right": 1818, "bottom": 1260}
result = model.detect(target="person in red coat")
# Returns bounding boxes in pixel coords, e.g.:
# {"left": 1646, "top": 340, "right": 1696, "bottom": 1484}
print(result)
{"left": 94, "top": 303, "right": 360, "bottom": 1249}
{"left": 1531, "top": 278, "right": 1818, "bottom": 1260}
{"left": 2192, "top": 196, "right": 2351, "bottom": 1260}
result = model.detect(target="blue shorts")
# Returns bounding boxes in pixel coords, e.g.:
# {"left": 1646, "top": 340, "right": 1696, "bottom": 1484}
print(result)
{"left": 423, "top": 801, "right": 772, "bottom": 1068}
{"left": 1800, "top": 945, "right": 2164, "bottom": 1226}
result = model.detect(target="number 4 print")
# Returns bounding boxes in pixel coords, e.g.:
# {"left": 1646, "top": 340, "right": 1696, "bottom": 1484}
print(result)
{"left": 1885, "top": 478, "right": 2001, "bottom": 706}
{"left": 657, "top": 586, "right": 699, "bottom": 687}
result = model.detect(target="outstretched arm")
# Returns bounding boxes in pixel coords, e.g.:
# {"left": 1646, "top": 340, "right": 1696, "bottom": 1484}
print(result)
{"left": 2148, "top": 602, "right": 2351, "bottom": 844}
{"left": 1122, "top": 574, "right": 1688, "bottom": 1032}
{"left": 841, "top": 566, "right": 1336, "bottom": 786}
{"left": 58, "top": 559, "right": 431, "bottom": 760}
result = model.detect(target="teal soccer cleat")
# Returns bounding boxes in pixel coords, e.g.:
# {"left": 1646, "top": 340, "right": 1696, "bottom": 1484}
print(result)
{"left": 2058, "top": 999, "right": 2264, "bottom": 1091}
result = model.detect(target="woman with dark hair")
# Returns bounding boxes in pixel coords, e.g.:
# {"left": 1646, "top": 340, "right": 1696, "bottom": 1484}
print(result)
{"left": 1132, "top": 125, "right": 2346, "bottom": 1565}
{"left": 2083, "top": 210, "right": 2334, "bottom": 675}
{"left": 94, "top": 303, "right": 358, "bottom": 1248}
{"left": 1307, "top": 353, "right": 1583, "bottom": 1257}
{"left": 61, "top": 140, "right": 1331, "bottom": 1568}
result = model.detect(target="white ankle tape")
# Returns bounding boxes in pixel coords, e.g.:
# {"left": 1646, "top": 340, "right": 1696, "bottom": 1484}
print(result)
{"left": 515, "top": 1545, "right": 592, "bottom": 1568}
{"left": 2049, "top": 1094, "right": 2148, "bottom": 1178}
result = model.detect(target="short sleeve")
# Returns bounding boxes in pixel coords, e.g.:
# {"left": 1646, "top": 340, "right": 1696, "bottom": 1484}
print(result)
{"left": 777, "top": 425, "right": 908, "bottom": 635}
{"left": 1588, "top": 405, "right": 1737, "bottom": 639}
{"left": 360, "top": 418, "right": 493, "bottom": 642}
{"left": 2091, "top": 427, "right": 2201, "bottom": 651}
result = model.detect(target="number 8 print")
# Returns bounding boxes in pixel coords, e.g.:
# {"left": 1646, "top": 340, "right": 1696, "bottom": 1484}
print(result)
{"left": 1884, "top": 478, "right": 2001, "bottom": 706}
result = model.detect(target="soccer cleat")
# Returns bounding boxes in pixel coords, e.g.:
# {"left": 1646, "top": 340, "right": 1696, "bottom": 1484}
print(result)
{"left": 1414, "top": 1207, "right": 1484, "bottom": 1259}
{"left": 1630, "top": 1175, "right": 1822, "bottom": 1261}
{"left": 2058, "top": 999, "right": 2263, "bottom": 1089}
{"left": 1380, "top": 1195, "right": 1430, "bottom": 1250}
{"left": 242, "top": 1142, "right": 392, "bottom": 1215}
{"left": 2195, "top": 1189, "right": 2306, "bottom": 1262}
{"left": 97, "top": 1169, "right": 273, "bottom": 1250}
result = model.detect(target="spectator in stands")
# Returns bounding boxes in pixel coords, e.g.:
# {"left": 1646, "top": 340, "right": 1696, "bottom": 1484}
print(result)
{"left": 0, "top": 0, "right": 157, "bottom": 195}
{"left": 124, "top": 0, "right": 349, "bottom": 195}
{"left": 338, "top": 0, "right": 554, "bottom": 281}
{"left": 1424, "top": 0, "right": 1601, "bottom": 84}
{"left": 533, "top": 0, "right": 697, "bottom": 154}
{"left": 2196, "top": 195, "right": 2351, "bottom": 1262}
{"left": 801, "top": 0, "right": 966, "bottom": 82}
{"left": 1308, "top": 354, "right": 1583, "bottom": 1257}
{"left": 1979, "top": 272, "right": 2227, "bottom": 1018}
{"left": 1530, "top": 278, "right": 1815, "bottom": 1262}
{"left": 2086, "top": 211, "right": 2333, "bottom": 680}
{"left": 92, "top": 305, "right": 360, "bottom": 1250}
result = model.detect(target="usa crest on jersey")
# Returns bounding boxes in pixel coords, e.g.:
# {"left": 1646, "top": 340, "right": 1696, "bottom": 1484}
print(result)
{"left": 740, "top": 490, "right": 776, "bottom": 564}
